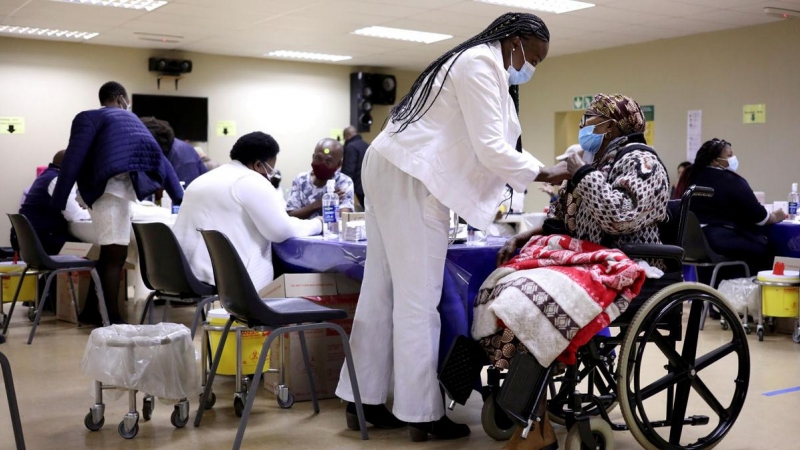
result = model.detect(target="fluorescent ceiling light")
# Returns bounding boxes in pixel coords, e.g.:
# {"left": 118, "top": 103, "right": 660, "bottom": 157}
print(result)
{"left": 474, "top": 0, "right": 595, "bottom": 14}
{"left": 50, "top": 0, "right": 168, "bottom": 12}
{"left": 266, "top": 50, "right": 352, "bottom": 62}
{"left": 0, "top": 25, "right": 98, "bottom": 40}
{"left": 352, "top": 26, "right": 452, "bottom": 44}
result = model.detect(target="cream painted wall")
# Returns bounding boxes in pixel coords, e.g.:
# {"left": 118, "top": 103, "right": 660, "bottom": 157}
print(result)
{"left": 0, "top": 37, "right": 417, "bottom": 245}
{"left": 519, "top": 20, "right": 800, "bottom": 213}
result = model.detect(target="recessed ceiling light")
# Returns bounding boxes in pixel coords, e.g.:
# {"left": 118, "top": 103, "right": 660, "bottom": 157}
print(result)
{"left": 0, "top": 25, "right": 98, "bottom": 40}
{"left": 352, "top": 26, "right": 452, "bottom": 44}
{"left": 50, "top": 0, "right": 168, "bottom": 12}
{"left": 266, "top": 50, "right": 352, "bottom": 62}
{"left": 474, "top": 0, "right": 595, "bottom": 14}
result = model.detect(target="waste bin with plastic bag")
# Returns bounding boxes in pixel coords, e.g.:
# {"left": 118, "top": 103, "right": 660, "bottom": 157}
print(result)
{"left": 80, "top": 323, "right": 198, "bottom": 439}
{"left": 717, "top": 277, "right": 760, "bottom": 334}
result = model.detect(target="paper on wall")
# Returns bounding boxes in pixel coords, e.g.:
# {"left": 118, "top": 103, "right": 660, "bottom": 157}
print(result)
{"left": 686, "top": 110, "right": 702, "bottom": 162}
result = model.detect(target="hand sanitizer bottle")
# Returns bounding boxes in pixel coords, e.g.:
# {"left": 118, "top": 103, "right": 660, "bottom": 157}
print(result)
{"left": 322, "top": 180, "right": 340, "bottom": 240}
{"left": 789, "top": 182, "right": 799, "bottom": 221}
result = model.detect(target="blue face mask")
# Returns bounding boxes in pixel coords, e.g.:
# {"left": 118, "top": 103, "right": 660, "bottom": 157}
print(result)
{"left": 578, "top": 124, "right": 606, "bottom": 156}
{"left": 507, "top": 45, "right": 536, "bottom": 85}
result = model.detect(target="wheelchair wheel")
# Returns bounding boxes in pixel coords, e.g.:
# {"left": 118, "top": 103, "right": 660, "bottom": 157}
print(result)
{"left": 481, "top": 392, "right": 516, "bottom": 441}
{"left": 565, "top": 418, "right": 615, "bottom": 450}
{"left": 618, "top": 282, "right": 750, "bottom": 450}
{"left": 548, "top": 356, "right": 618, "bottom": 426}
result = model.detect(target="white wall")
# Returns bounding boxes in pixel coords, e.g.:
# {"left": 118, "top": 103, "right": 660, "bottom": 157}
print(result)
{"left": 519, "top": 20, "right": 800, "bottom": 213}
{"left": 0, "top": 37, "right": 417, "bottom": 245}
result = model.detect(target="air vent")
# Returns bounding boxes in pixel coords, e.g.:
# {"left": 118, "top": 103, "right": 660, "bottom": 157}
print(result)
{"left": 764, "top": 7, "right": 800, "bottom": 19}
{"left": 135, "top": 32, "right": 183, "bottom": 43}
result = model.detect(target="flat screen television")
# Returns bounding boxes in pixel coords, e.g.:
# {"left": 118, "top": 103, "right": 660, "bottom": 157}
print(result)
{"left": 132, "top": 94, "right": 208, "bottom": 141}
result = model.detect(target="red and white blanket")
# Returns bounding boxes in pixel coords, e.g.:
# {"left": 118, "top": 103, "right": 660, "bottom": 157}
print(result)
{"left": 472, "top": 235, "right": 646, "bottom": 366}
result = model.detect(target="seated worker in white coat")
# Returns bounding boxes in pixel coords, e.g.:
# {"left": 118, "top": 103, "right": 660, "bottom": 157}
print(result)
{"left": 335, "top": 12, "right": 569, "bottom": 443}
{"left": 172, "top": 132, "right": 322, "bottom": 291}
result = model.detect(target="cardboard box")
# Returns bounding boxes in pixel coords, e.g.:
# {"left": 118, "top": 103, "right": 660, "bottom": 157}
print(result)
{"left": 258, "top": 273, "right": 360, "bottom": 402}
{"left": 341, "top": 212, "right": 366, "bottom": 231}
{"left": 56, "top": 271, "right": 127, "bottom": 324}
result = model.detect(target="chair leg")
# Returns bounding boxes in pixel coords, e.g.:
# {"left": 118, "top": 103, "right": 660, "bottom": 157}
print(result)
{"left": 190, "top": 296, "right": 217, "bottom": 340}
{"left": 139, "top": 292, "right": 156, "bottom": 325}
{"left": 2, "top": 268, "right": 29, "bottom": 335}
{"left": 27, "top": 273, "right": 56, "bottom": 345}
{"left": 89, "top": 269, "right": 110, "bottom": 327}
{"left": 700, "top": 301, "right": 710, "bottom": 331}
{"left": 66, "top": 271, "right": 81, "bottom": 327}
{"left": 163, "top": 298, "right": 171, "bottom": 323}
{"left": 298, "top": 331, "right": 319, "bottom": 414}
{"left": 0, "top": 350, "right": 26, "bottom": 450}
{"left": 233, "top": 330, "right": 283, "bottom": 450}
{"left": 331, "top": 323, "right": 369, "bottom": 440}
{"left": 194, "top": 317, "right": 233, "bottom": 427}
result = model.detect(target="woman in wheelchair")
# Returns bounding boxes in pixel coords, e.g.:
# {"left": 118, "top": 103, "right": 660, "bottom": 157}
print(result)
{"left": 473, "top": 93, "right": 670, "bottom": 449}
{"left": 445, "top": 94, "right": 752, "bottom": 450}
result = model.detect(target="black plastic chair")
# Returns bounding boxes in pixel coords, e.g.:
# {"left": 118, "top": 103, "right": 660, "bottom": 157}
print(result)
{"left": 131, "top": 222, "right": 217, "bottom": 338}
{"left": 0, "top": 335, "right": 25, "bottom": 449}
{"left": 4, "top": 214, "right": 109, "bottom": 344}
{"left": 194, "top": 230, "right": 369, "bottom": 448}
{"left": 677, "top": 192, "right": 751, "bottom": 331}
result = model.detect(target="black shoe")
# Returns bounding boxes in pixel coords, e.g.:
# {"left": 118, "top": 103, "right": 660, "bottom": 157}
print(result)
{"left": 409, "top": 415, "right": 470, "bottom": 442}
{"left": 345, "top": 402, "right": 406, "bottom": 430}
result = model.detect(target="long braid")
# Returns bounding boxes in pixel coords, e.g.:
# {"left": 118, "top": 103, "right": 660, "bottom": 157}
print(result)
{"left": 389, "top": 12, "right": 549, "bottom": 134}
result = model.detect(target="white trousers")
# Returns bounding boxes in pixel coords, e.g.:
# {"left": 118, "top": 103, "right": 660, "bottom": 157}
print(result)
{"left": 335, "top": 150, "right": 450, "bottom": 423}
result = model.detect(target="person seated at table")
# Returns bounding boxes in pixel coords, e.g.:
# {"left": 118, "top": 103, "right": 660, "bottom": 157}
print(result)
{"left": 674, "top": 138, "right": 784, "bottom": 275}
{"left": 16, "top": 150, "right": 90, "bottom": 254}
{"left": 52, "top": 81, "right": 183, "bottom": 326}
{"left": 172, "top": 132, "right": 322, "bottom": 291}
{"left": 286, "top": 138, "right": 354, "bottom": 219}
{"left": 481, "top": 93, "right": 670, "bottom": 450}
{"left": 670, "top": 161, "right": 691, "bottom": 199}
{"left": 140, "top": 117, "right": 207, "bottom": 187}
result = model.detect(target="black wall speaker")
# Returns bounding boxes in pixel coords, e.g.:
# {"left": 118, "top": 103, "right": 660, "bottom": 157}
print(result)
{"left": 148, "top": 57, "right": 193, "bottom": 75}
{"left": 350, "top": 72, "right": 397, "bottom": 133}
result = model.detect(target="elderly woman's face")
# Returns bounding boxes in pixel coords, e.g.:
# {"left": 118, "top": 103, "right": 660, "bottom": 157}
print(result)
{"left": 580, "top": 113, "right": 615, "bottom": 135}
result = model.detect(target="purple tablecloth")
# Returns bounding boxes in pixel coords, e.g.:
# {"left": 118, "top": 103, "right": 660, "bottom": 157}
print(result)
{"left": 272, "top": 237, "right": 505, "bottom": 366}
{"left": 770, "top": 222, "right": 800, "bottom": 258}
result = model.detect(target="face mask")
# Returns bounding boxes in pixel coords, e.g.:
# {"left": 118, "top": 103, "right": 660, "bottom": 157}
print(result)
{"left": 119, "top": 98, "right": 132, "bottom": 112}
{"left": 311, "top": 162, "right": 338, "bottom": 181}
{"left": 507, "top": 45, "right": 536, "bottom": 85}
{"left": 726, "top": 155, "right": 739, "bottom": 172}
{"left": 578, "top": 124, "right": 606, "bottom": 156}
{"left": 257, "top": 161, "right": 277, "bottom": 181}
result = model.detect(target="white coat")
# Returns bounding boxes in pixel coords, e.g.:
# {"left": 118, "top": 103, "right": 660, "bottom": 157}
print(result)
{"left": 371, "top": 41, "right": 543, "bottom": 230}
{"left": 172, "top": 161, "right": 321, "bottom": 291}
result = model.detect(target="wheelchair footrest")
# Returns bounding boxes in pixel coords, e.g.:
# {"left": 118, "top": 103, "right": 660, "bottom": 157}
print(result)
{"left": 438, "top": 335, "right": 487, "bottom": 406}
{"left": 497, "top": 353, "right": 552, "bottom": 426}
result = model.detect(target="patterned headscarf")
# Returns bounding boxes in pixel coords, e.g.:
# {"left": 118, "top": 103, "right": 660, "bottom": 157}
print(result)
{"left": 587, "top": 93, "right": 645, "bottom": 136}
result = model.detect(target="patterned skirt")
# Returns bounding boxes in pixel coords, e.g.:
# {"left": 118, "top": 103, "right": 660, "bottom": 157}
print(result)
{"left": 479, "top": 327, "right": 530, "bottom": 370}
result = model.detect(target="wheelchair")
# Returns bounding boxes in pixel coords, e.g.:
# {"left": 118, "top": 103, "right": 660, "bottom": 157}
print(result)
{"left": 439, "top": 186, "right": 750, "bottom": 450}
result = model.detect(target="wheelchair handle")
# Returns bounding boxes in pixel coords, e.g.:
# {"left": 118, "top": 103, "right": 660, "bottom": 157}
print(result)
{"left": 684, "top": 185, "right": 714, "bottom": 199}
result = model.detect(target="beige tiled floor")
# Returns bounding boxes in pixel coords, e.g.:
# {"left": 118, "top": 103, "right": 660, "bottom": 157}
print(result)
{"left": 1, "top": 302, "right": 799, "bottom": 450}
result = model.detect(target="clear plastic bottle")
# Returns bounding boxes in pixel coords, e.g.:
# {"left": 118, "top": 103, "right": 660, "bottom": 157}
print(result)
{"left": 161, "top": 191, "right": 172, "bottom": 212}
{"left": 789, "top": 182, "right": 799, "bottom": 221}
{"left": 466, "top": 224, "right": 485, "bottom": 246}
{"left": 322, "top": 179, "right": 340, "bottom": 240}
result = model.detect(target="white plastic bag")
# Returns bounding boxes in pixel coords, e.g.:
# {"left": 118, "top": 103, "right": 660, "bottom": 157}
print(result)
{"left": 717, "top": 278, "right": 760, "bottom": 314}
{"left": 81, "top": 323, "right": 198, "bottom": 401}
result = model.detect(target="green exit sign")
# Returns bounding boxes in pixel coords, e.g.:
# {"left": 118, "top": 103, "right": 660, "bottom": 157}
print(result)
{"left": 641, "top": 105, "right": 655, "bottom": 122}
{"left": 573, "top": 95, "right": 593, "bottom": 110}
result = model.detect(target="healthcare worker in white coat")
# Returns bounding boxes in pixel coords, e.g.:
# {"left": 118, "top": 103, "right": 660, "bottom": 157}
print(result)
{"left": 336, "top": 12, "right": 569, "bottom": 442}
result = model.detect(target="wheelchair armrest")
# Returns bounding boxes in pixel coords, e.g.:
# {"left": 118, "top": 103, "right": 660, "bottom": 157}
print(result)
{"left": 619, "top": 243, "right": 684, "bottom": 261}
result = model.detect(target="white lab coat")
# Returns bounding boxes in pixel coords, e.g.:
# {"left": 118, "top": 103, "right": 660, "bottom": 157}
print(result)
{"left": 371, "top": 41, "right": 543, "bottom": 230}
{"left": 336, "top": 41, "right": 543, "bottom": 422}
{"left": 172, "top": 161, "right": 321, "bottom": 291}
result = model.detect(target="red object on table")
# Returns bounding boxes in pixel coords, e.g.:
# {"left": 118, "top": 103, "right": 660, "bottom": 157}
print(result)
{"left": 773, "top": 261, "right": 785, "bottom": 276}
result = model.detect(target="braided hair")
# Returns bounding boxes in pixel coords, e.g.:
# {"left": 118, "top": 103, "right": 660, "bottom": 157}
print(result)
{"left": 389, "top": 12, "right": 549, "bottom": 134}
{"left": 675, "top": 138, "right": 730, "bottom": 197}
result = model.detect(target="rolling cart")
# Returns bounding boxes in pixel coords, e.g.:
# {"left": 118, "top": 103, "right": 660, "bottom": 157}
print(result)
{"left": 754, "top": 270, "right": 800, "bottom": 342}
{"left": 81, "top": 323, "right": 197, "bottom": 439}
